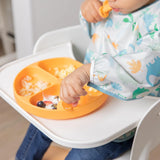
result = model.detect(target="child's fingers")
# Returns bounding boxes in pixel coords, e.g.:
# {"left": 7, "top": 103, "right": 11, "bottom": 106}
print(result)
{"left": 67, "top": 85, "right": 79, "bottom": 97}
{"left": 86, "top": 4, "right": 103, "bottom": 22}
{"left": 72, "top": 97, "right": 80, "bottom": 107}
{"left": 73, "top": 85, "right": 87, "bottom": 97}
{"left": 93, "top": 0, "right": 103, "bottom": 11}
{"left": 92, "top": 0, "right": 103, "bottom": 20}
{"left": 81, "top": 0, "right": 103, "bottom": 23}
{"left": 61, "top": 93, "right": 78, "bottom": 104}
{"left": 90, "top": 8, "right": 103, "bottom": 22}
{"left": 60, "top": 84, "right": 67, "bottom": 102}
{"left": 60, "top": 85, "right": 80, "bottom": 104}
{"left": 83, "top": 10, "right": 97, "bottom": 23}
{"left": 66, "top": 86, "right": 83, "bottom": 103}
{"left": 72, "top": 101, "right": 79, "bottom": 107}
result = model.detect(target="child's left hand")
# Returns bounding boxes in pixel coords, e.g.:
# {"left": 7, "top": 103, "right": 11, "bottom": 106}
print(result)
{"left": 60, "top": 63, "right": 91, "bottom": 106}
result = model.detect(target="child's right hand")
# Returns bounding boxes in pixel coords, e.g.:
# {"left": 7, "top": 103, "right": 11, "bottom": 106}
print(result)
{"left": 81, "top": 0, "right": 103, "bottom": 23}
{"left": 60, "top": 64, "right": 91, "bottom": 106}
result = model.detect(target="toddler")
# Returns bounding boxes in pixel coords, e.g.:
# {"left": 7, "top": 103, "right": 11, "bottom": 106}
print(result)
{"left": 61, "top": 0, "right": 160, "bottom": 159}
{"left": 61, "top": 0, "right": 160, "bottom": 104}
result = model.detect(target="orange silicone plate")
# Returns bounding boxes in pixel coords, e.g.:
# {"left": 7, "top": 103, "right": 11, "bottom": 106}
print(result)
{"left": 13, "top": 57, "right": 108, "bottom": 119}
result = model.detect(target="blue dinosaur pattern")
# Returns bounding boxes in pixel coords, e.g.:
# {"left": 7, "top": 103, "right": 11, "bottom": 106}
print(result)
{"left": 143, "top": 13, "right": 155, "bottom": 32}
{"left": 111, "top": 82, "right": 122, "bottom": 91}
{"left": 146, "top": 56, "right": 160, "bottom": 86}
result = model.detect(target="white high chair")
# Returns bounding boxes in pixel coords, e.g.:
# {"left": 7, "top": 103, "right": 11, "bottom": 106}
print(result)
{"left": 33, "top": 25, "right": 90, "bottom": 62}
{"left": 0, "top": 25, "right": 159, "bottom": 160}
{"left": 33, "top": 25, "right": 160, "bottom": 160}
{"left": 116, "top": 99, "right": 160, "bottom": 160}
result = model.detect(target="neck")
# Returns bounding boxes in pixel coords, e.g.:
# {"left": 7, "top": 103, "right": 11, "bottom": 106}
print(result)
{"left": 146, "top": 0, "right": 156, "bottom": 5}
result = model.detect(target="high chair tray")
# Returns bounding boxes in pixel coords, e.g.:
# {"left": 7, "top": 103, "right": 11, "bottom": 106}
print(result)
{"left": 0, "top": 42, "right": 159, "bottom": 148}
{"left": 13, "top": 57, "right": 108, "bottom": 119}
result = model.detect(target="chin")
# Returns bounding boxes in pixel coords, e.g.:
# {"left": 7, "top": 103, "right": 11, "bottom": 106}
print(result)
{"left": 120, "top": 11, "right": 131, "bottom": 14}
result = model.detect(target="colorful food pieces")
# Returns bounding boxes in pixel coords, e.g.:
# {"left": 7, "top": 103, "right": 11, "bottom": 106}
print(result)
{"left": 37, "top": 101, "right": 46, "bottom": 108}
{"left": 36, "top": 95, "right": 60, "bottom": 110}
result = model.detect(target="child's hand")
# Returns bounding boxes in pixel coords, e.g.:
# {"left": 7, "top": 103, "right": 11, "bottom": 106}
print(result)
{"left": 60, "top": 64, "right": 91, "bottom": 105}
{"left": 81, "top": 0, "right": 103, "bottom": 23}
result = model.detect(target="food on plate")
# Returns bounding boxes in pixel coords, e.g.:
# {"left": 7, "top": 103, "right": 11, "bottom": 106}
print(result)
{"left": 36, "top": 101, "right": 46, "bottom": 108}
{"left": 50, "top": 64, "right": 76, "bottom": 79}
{"left": 36, "top": 95, "right": 60, "bottom": 110}
{"left": 19, "top": 75, "right": 49, "bottom": 96}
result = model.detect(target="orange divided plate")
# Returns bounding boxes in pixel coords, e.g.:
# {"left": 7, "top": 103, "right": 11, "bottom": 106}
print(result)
{"left": 13, "top": 57, "right": 108, "bottom": 119}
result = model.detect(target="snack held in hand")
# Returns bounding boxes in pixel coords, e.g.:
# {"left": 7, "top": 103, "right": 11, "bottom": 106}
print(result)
{"left": 99, "top": 0, "right": 112, "bottom": 18}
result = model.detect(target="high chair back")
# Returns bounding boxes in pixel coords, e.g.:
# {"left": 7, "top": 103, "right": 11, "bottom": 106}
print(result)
{"left": 116, "top": 99, "right": 160, "bottom": 160}
{"left": 33, "top": 25, "right": 90, "bottom": 62}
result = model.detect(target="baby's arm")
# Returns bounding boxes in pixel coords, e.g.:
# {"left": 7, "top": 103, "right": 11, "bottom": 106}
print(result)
{"left": 59, "top": 0, "right": 104, "bottom": 105}
{"left": 80, "top": 0, "right": 103, "bottom": 38}
{"left": 60, "top": 64, "right": 91, "bottom": 105}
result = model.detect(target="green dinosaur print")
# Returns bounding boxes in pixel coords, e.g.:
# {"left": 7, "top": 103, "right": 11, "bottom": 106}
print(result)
{"left": 123, "top": 14, "right": 133, "bottom": 23}
{"left": 149, "top": 32, "right": 155, "bottom": 39}
{"left": 154, "top": 24, "right": 159, "bottom": 31}
{"left": 102, "top": 52, "right": 108, "bottom": 55}
{"left": 123, "top": 14, "right": 136, "bottom": 31}
{"left": 137, "top": 32, "right": 142, "bottom": 41}
{"left": 149, "top": 24, "right": 160, "bottom": 39}
{"left": 132, "top": 87, "right": 150, "bottom": 99}
{"left": 117, "top": 93, "right": 127, "bottom": 99}
{"left": 155, "top": 85, "right": 160, "bottom": 92}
